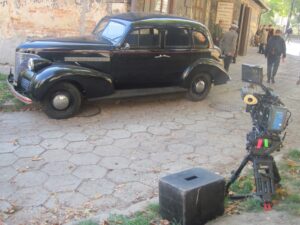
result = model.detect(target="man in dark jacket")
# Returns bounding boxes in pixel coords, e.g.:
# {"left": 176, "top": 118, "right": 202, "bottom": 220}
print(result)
{"left": 265, "top": 29, "right": 286, "bottom": 83}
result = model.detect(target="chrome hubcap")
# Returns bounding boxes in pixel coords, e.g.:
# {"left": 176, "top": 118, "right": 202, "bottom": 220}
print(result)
{"left": 195, "top": 80, "right": 206, "bottom": 93}
{"left": 52, "top": 94, "right": 70, "bottom": 110}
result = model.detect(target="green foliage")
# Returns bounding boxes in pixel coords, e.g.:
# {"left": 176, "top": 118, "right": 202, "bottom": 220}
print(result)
{"left": 0, "top": 73, "right": 14, "bottom": 105}
{"left": 78, "top": 220, "right": 98, "bottom": 225}
{"left": 288, "top": 149, "right": 300, "bottom": 161}
{"left": 230, "top": 176, "right": 254, "bottom": 195}
{"left": 241, "top": 198, "right": 262, "bottom": 212}
{"left": 108, "top": 204, "right": 159, "bottom": 225}
{"left": 261, "top": 0, "right": 300, "bottom": 25}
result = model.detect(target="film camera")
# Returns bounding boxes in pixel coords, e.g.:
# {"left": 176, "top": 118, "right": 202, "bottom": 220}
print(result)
{"left": 226, "top": 64, "right": 291, "bottom": 209}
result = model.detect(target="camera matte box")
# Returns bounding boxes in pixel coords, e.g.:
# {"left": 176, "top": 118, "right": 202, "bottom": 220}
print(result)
{"left": 242, "top": 64, "right": 263, "bottom": 84}
{"left": 159, "top": 168, "right": 225, "bottom": 225}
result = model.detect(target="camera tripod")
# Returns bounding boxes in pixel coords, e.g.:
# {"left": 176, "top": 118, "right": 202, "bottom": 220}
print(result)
{"left": 225, "top": 82, "right": 291, "bottom": 210}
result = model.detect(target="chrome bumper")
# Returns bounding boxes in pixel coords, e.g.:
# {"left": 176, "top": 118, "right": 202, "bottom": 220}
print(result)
{"left": 7, "top": 74, "right": 32, "bottom": 104}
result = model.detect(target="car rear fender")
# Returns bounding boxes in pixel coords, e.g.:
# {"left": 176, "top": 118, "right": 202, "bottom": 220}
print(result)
{"left": 182, "top": 58, "right": 231, "bottom": 88}
{"left": 31, "top": 64, "right": 114, "bottom": 100}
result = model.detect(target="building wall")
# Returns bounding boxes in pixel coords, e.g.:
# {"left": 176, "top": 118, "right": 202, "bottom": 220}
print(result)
{"left": 0, "top": 0, "right": 129, "bottom": 73}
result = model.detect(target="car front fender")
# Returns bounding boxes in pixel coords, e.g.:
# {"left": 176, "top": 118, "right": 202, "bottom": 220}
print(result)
{"left": 31, "top": 64, "right": 114, "bottom": 100}
{"left": 182, "top": 58, "right": 231, "bottom": 87}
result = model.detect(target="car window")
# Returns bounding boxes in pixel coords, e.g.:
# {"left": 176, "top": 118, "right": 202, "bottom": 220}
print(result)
{"left": 192, "top": 31, "right": 209, "bottom": 49}
{"left": 102, "top": 21, "right": 126, "bottom": 44}
{"left": 125, "top": 28, "right": 160, "bottom": 49}
{"left": 165, "top": 27, "right": 190, "bottom": 48}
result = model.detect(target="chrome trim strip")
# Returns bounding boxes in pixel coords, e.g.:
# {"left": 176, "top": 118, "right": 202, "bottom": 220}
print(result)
{"left": 64, "top": 57, "right": 110, "bottom": 62}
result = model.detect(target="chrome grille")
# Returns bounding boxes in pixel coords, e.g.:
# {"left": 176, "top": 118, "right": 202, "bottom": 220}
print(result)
{"left": 20, "top": 78, "right": 31, "bottom": 92}
{"left": 14, "top": 53, "right": 39, "bottom": 84}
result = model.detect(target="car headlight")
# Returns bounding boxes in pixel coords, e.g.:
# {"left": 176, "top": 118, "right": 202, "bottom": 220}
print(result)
{"left": 28, "top": 58, "right": 35, "bottom": 71}
{"left": 27, "top": 57, "right": 52, "bottom": 72}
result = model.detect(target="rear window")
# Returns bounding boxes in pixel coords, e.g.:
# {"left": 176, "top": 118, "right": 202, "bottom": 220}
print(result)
{"left": 192, "top": 31, "right": 209, "bottom": 49}
{"left": 125, "top": 28, "right": 160, "bottom": 49}
{"left": 165, "top": 27, "right": 190, "bottom": 48}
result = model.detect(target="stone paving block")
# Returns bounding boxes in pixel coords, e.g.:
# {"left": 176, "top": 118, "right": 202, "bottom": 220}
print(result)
{"left": 14, "top": 145, "right": 45, "bottom": 157}
{"left": 69, "top": 153, "right": 100, "bottom": 165}
{"left": 167, "top": 143, "right": 194, "bottom": 154}
{"left": 66, "top": 141, "right": 95, "bottom": 153}
{"left": 0, "top": 182, "right": 17, "bottom": 199}
{"left": 44, "top": 191, "right": 88, "bottom": 209}
{"left": 89, "top": 136, "right": 114, "bottom": 146}
{"left": 0, "top": 166, "right": 17, "bottom": 182}
{"left": 41, "top": 161, "right": 75, "bottom": 175}
{"left": 0, "top": 200, "right": 12, "bottom": 212}
{"left": 0, "top": 153, "right": 17, "bottom": 166}
{"left": 63, "top": 132, "right": 88, "bottom": 142}
{"left": 16, "top": 136, "right": 43, "bottom": 146}
{"left": 129, "top": 159, "right": 161, "bottom": 172}
{"left": 0, "top": 142, "right": 19, "bottom": 153}
{"left": 106, "top": 129, "right": 131, "bottom": 139}
{"left": 83, "top": 127, "right": 107, "bottom": 136}
{"left": 41, "top": 149, "right": 71, "bottom": 162}
{"left": 161, "top": 121, "right": 183, "bottom": 130}
{"left": 90, "top": 196, "right": 121, "bottom": 211}
{"left": 150, "top": 152, "right": 178, "bottom": 163}
{"left": 39, "top": 131, "right": 66, "bottom": 139}
{"left": 148, "top": 126, "right": 171, "bottom": 136}
{"left": 10, "top": 186, "right": 49, "bottom": 207}
{"left": 100, "top": 122, "right": 125, "bottom": 130}
{"left": 44, "top": 174, "right": 81, "bottom": 192}
{"left": 13, "top": 157, "right": 46, "bottom": 171}
{"left": 215, "top": 111, "right": 235, "bottom": 119}
{"left": 73, "top": 165, "right": 107, "bottom": 179}
{"left": 93, "top": 145, "right": 123, "bottom": 157}
{"left": 100, "top": 156, "right": 130, "bottom": 170}
{"left": 113, "top": 182, "right": 153, "bottom": 204}
{"left": 174, "top": 117, "right": 195, "bottom": 125}
{"left": 125, "top": 124, "right": 147, "bottom": 133}
{"left": 77, "top": 179, "right": 115, "bottom": 198}
{"left": 107, "top": 169, "right": 140, "bottom": 184}
{"left": 113, "top": 138, "right": 140, "bottom": 149}
{"left": 40, "top": 139, "right": 69, "bottom": 150}
{"left": 13, "top": 171, "right": 48, "bottom": 188}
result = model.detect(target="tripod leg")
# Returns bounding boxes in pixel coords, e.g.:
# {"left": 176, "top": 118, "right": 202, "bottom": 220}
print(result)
{"left": 272, "top": 157, "right": 281, "bottom": 184}
{"left": 226, "top": 154, "right": 251, "bottom": 194}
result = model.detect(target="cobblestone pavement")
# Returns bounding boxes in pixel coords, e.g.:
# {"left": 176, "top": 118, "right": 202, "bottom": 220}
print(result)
{"left": 0, "top": 46, "right": 300, "bottom": 225}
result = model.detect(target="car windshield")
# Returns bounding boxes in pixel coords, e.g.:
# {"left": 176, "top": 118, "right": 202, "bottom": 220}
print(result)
{"left": 99, "top": 21, "right": 126, "bottom": 44}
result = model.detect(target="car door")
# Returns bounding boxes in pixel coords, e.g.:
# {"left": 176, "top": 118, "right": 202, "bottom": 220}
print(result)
{"left": 158, "top": 26, "right": 192, "bottom": 86}
{"left": 111, "top": 27, "right": 165, "bottom": 89}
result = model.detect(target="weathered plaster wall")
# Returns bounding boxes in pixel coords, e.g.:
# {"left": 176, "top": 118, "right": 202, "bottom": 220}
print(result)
{"left": 0, "top": 0, "right": 129, "bottom": 73}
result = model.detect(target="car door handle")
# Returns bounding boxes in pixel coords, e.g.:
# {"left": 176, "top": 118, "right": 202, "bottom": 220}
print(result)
{"left": 154, "top": 54, "right": 163, "bottom": 59}
{"left": 161, "top": 54, "right": 171, "bottom": 58}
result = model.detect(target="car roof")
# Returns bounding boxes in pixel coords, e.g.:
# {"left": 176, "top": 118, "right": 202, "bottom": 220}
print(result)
{"left": 109, "top": 12, "right": 205, "bottom": 29}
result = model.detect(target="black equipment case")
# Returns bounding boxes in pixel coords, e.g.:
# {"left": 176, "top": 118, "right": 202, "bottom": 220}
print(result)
{"left": 159, "top": 168, "right": 225, "bottom": 225}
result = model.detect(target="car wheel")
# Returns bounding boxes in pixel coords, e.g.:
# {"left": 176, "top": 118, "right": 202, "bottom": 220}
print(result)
{"left": 187, "top": 73, "right": 211, "bottom": 101}
{"left": 42, "top": 82, "right": 82, "bottom": 119}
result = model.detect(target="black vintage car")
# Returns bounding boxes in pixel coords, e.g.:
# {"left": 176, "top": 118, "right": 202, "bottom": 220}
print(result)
{"left": 8, "top": 13, "right": 230, "bottom": 119}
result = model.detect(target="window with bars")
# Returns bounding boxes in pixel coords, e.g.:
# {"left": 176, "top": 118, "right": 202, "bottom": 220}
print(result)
{"left": 154, "top": 0, "right": 170, "bottom": 13}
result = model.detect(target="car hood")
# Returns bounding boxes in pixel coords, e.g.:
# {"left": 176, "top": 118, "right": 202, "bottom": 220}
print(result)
{"left": 17, "top": 35, "right": 113, "bottom": 51}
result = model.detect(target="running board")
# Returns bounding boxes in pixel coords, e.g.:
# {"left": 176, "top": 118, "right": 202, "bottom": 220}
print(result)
{"left": 88, "top": 86, "right": 187, "bottom": 101}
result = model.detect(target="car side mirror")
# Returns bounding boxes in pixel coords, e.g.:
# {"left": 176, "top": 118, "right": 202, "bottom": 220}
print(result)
{"left": 122, "top": 43, "right": 130, "bottom": 50}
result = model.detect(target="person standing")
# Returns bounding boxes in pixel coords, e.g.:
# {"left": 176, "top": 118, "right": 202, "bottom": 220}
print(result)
{"left": 264, "top": 29, "right": 286, "bottom": 83}
{"left": 212, "top": 20, "right": 223, "bottom": 46}
{"left": 267, "top": 24, "right": 274, "bottom": 42}
{"left": 259, "top": 25, "right": 268, "bottom": 54}
{"left": 220, "top": 24, "right": 238, "bottom": 72}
